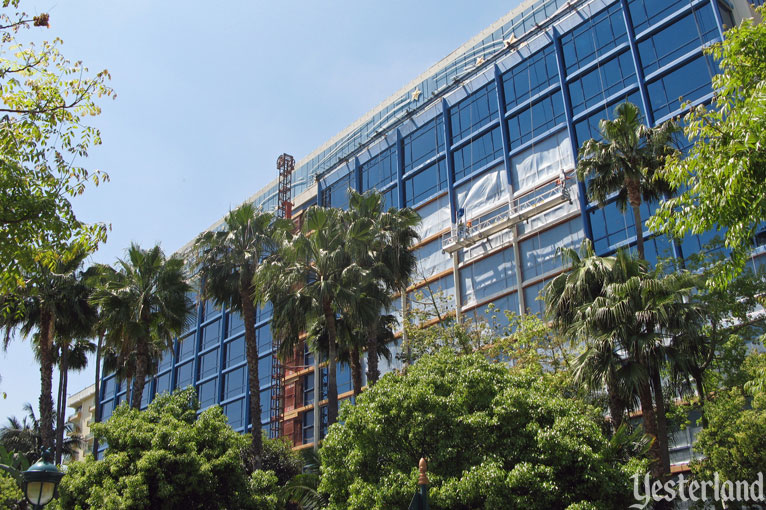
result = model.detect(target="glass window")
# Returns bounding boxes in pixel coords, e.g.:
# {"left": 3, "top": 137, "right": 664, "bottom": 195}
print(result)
{"left": 178, "top": 333, "right": 195, "bottom": 361}
{"left": 589, "top": 200, "right": 659, "bottom": 254}
{"left": 224, "top": 336, "right": 245, "bottom": 368}
{"left": 568, "top": 51, "right": 637, "bottom": 115}
{"left": 100, "top": 401, "right": 114, "bottom": 422}
{"left": 198, "top": 348, "right": 219, "bottom": 380}
{"left": 360, "top": 145, "right": 397, "bottom": 192}
{"left": 258, "top": 301, "right": 273, "bottom": 323}
{"left": 198, "top": 379, "right": 217, "bottom": 409}
{"left": 102, "top": 377, "right": 117, "bottom": 399}
{"left": 503, "top": 45, "right": 559, "bottom": 110}
{"left": 647, "top": 55, "right": 715, "bottom": 120}
{"left": 522, "top": 280, "right": 547, "bottom": 316}
{"left": 140, "top": 382, "right": 151, "bottom": 409}
{"left": 460, "top": 247, "right": 517, "bottom": 305}
{"left": 302, "top": 406, "right": 328, "bottom": 444}
{"left": 470, "top": 292, "right": 520, "bottom": 330}
{"left": 155, "top": 372, "right": 171, "bottom": 396}
{"left": 450, "top": 82, "right": 499, "bottom": 143}
{"left": 520, "top": 219, "right": 582, "bottom": 281}
{"left": 404, "top": 159, "right": 447, "bottom": 207}
{"left": 260, "top": 389, "right": 271, "bottom": 425}
{"left": 259, "top": 354, "right": 272, "bottom": 389}
{"left": 303, "top": 373, "right": 315, "bottom": 407}
{"left": 223, "top": 399, "right": 245, "bottom": 429}
{"left": 382, "top": 186, "right": 398, "bottom": 209}
{"left": 257, "top": 324, "right": 272, "bottom": 356}
{"left": 202, "top": 299, "right": 220, "bottom": 321}
{"left": 336, "top": 363, "right": 352, "bottom": 396}
{"left": 175, "top": 361, "right": 194, "bottom": 390}
{"left": 560, "top": 3, "right": 628, "bottom": 75}
{"left": 638, "top": 6, "right": 719, "bottom": 76}
{"left": 402, "top": 116, "right": 445, "bottom": 172}
{"left": 227, "top": 312, "right": 245, "bottom": 338}
{"left": 200, "top": 319, "right": 220, "bottom": 350}
{"left": 629, "top": 0, "right": 688, "bottom": 34}
{"left": 223, "top": 367, "right": 246, "bottom": 400}
{"left": 158, "top": 348, "right": 173, "bottom": 371}
{"left": 507, "top": 93, "right": 565, "bottom": 149}
{"left": 452, "top": 127, "right": 504, "bottom": 182}
{"left": 321, "top": 172, "right": 353, "bottom": 209}
{"left": 573, "top": 92, "right": 642, "bottom": 145}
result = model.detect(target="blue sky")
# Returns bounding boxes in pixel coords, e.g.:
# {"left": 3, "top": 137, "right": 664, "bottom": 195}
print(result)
{"left": 0, "top": 0, "right": 521, "bottom": 422}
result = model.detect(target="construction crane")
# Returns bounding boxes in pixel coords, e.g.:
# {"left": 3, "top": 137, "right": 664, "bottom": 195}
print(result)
{"left": 270, "top": 153, "right": 294, "bottom": 439}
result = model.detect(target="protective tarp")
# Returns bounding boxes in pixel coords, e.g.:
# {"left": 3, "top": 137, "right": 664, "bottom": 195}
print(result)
{"left": 460, "top": 246, "right": 517, "bottom": 307}
{"left": 518, "top": 183, "right": 580, "bottom": 234}
{"left": 519, "top": 217, "right": 584, "bottom": 282}
{"left": 414, "top": 239, "right": 452, "bottom": 280}
{"left": 511, "top": 130, "right": 573, "bottom": 194}
{"left": 460, "top": 227, "right": 514, "bottom": 264}
{"left": 416, "top": 193, "right": 451, "bottom": 239}
{"left": 456, "top": 165, "right": 510, "bottom": 222}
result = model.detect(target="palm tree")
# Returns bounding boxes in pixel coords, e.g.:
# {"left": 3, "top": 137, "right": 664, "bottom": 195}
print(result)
{"left": 52, "top": 337, "right": 95, "bottom": 464}
{"left": 543, "top": 240, "right": 632, "bottom": 431}
{"left": 346, "top": 190, "right": 420, "bottom": 382}
{"left": 0, "top": 249, "right": 89, "bottom": 450}
{"left": 257, "top": 206, "right": 375, "bottom": 427}
{"left": 580, "top": 263, "right": 699, "bottom": 478}
{"left": 0, "top": 403, "right": 81, "bottom": 465}
{"left": 576, "top": 102, "right": 678, "bottom": 259}
{"left": 194, "top": 204, "right": 291, "bottom": 468}
{"left": 92, "top": 244, "right": 193, "bottom": 410}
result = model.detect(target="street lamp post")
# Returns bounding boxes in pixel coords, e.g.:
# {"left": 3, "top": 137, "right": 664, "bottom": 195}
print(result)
{"left": 22, "top": 449, "right": 64, "bottom": 509}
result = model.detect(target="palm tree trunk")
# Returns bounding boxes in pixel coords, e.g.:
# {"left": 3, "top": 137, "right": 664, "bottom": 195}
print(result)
{"left": 350, "top": 346, "right": 363, "bottom": 397}
{"left": 92, "top": 330, "right": 103, "bottom": 456}
{"left": 693, "top": 374, "right": 708, "bottom": 428}
{"left": 638, "top": 379, "right": 662, "bottom": 478}
{"left": 606, "top": 377, "right": 626, "bottom": 432}
{"left": 241, "top": 290, "right": 263, "bottom": 470}
{"left": 38, "top": 309, "right": 55, "bottom": 450}
{"left": 650, "top": 365, "right": 671, "bottom": 477}
{"left": 366, "top": 332, "right": 380, "bottom": 386}
{"left": 131, "top": 340, "right": 149, "bottom": 410}
{"left": 401, "top": 290, "right": 410, "bottom": 368}
{"left": 323, "top": 301, "right": 339, "bottom": 426}
{"left": 313, "top": 349, "right": 321, "bottom": 451}
{"left": 55, "top": 344, "right": 69, "bottom": 464}
{"left": 626, "top": 178, "right": 645, "bottom": 259}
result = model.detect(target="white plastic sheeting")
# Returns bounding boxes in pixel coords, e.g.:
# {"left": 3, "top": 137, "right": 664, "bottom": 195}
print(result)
{"left": 415, "top": 193, "right": 451, "bottom": 239}
{"left": 519, "top": 217, "right": 584, "bottom": 281}
{"left": 414, "top": 239, "right": 452, "bottom": 279}
{"left": 460, "top": 228, "right": 515, "bottom": 264}
{"left": 520, "top": 183, "right": 581, "bottom": 233}
{"left": 511, "top": 130, "right": 573, "bottom": 194}
{"left": 456, "top": 164, "right": 510, "bottom": 222}
{"left": 460, "top": 247, "right": 518, "bottom": 307}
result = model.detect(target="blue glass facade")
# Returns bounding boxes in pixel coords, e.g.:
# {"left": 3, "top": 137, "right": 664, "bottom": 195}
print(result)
{"left": 98, "top": 0, "right": 764, "bottom": 456}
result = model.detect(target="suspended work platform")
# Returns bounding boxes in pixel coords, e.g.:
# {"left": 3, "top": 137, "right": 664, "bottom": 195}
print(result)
{"left": 442, "top": 178, "right": 572, "bottom": 254}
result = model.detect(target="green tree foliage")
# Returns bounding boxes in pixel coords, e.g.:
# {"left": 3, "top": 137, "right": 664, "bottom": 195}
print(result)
{"left": 691, "top": 353, "right": 766, "bottom": 507}
{"left": 0, "top": 1, "right": 115, "bottom": 299}
{"left": 194, "top": 204, "right": 291, "bottom": 468}
{"left": 92, "top": 244, "right": 194, "bottom": 410}
{"left": 648, "top": 7, "right": 766, "bottom": 287}
{"left": 0, "top": 470, "right": 23, "bottom": 510}
{"left": 56, "top": 388, "right": 260, "bottom": 510}
{"left": 258, "top": 206, "right": 378, "bottom": 427}
{"left": 319, "top": 351, "right": 646, "bottom": 510}
{"left": 1, "top": 249, "right": 92, "bottom": 449}
{"left": 576, "top": 101, "right": 678, "bottom": 260}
